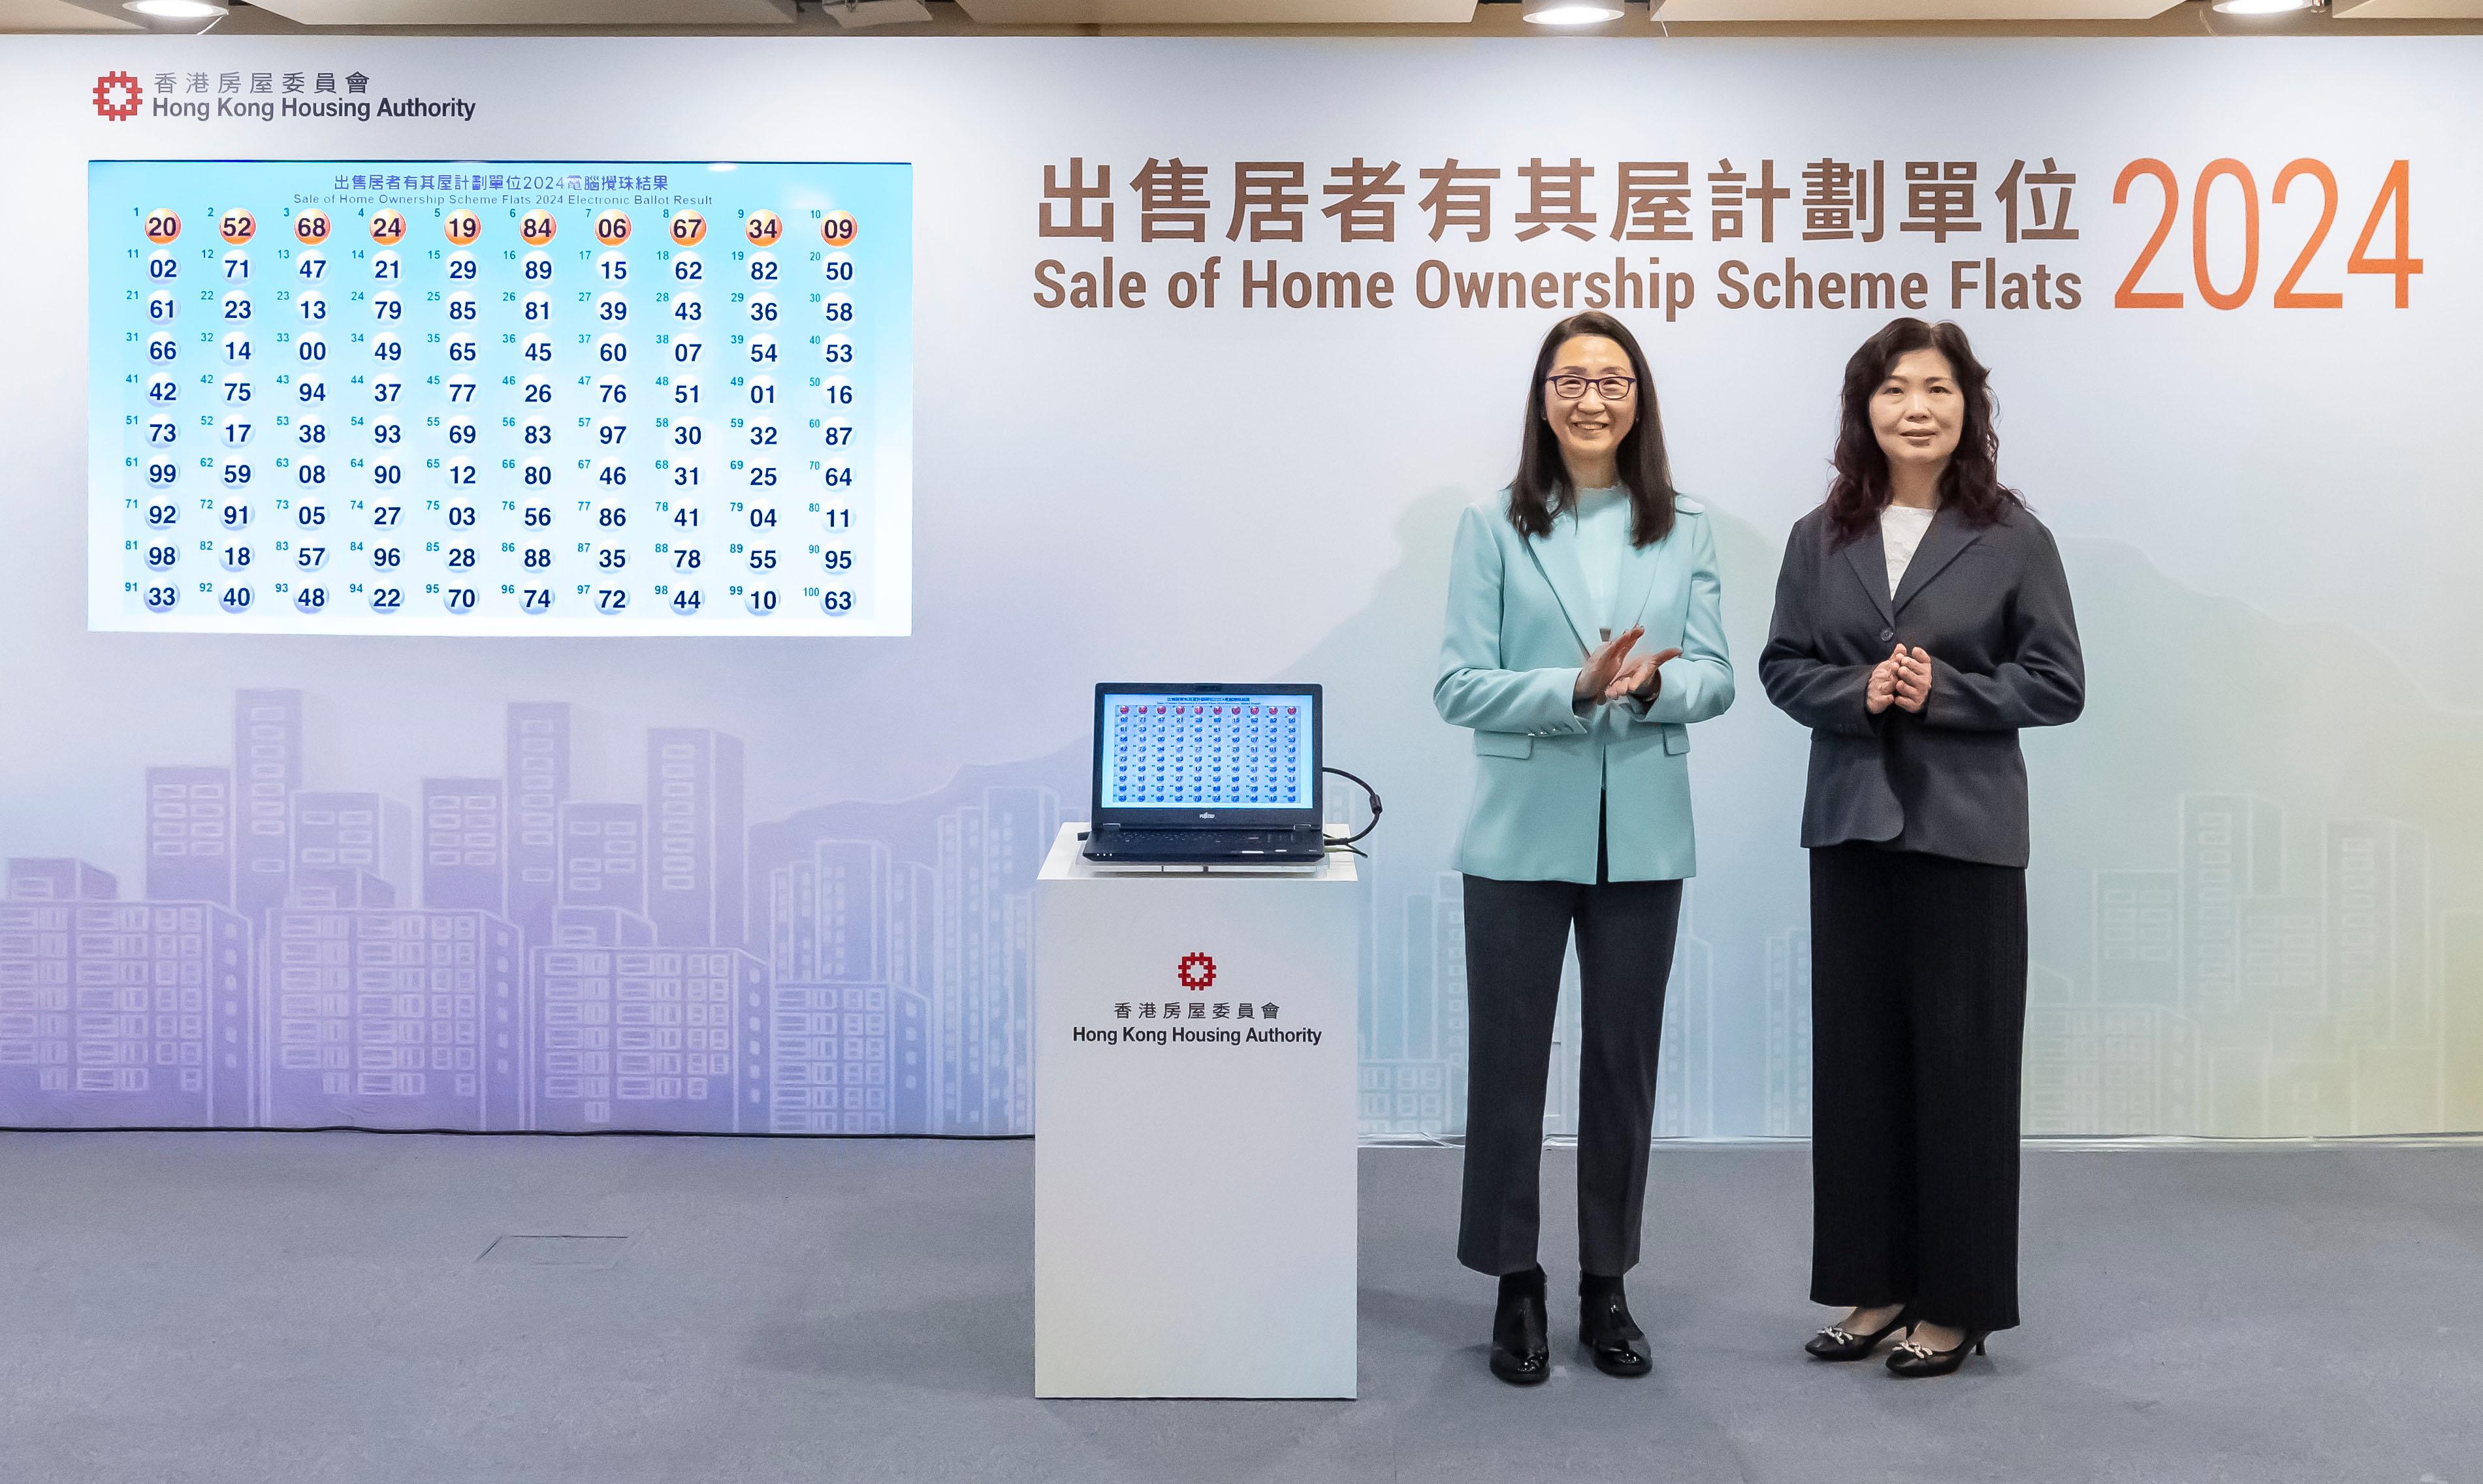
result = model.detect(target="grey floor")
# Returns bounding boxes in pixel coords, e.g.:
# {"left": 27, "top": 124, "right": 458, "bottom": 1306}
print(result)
{"left": 0, "top": 1135, "right": 2474, "bottom": 1484}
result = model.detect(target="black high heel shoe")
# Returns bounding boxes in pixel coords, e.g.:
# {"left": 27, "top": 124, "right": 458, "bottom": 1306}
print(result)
{"left": 1578, "top": 1274, "right": 1651, "bottom": 1378}
{"left": 1804, "top": 1304, "right": 1915, "bottom": 1362}
{"left": 1489, "top": 1266, "right": 1550, "bottom": 1386}
{"left": 1885, "top": 1327, "right": 1989, "bottom": 1378}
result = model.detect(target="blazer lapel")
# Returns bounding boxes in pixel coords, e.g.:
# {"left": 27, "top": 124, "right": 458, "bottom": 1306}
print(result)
{"left": 1615, "top": 522, "right": 1680, "bottom": 634}
{"left": 1524, "top": 520, "right": 1599, "bottom": 654}
{"left": 1840, "top": 519, "right": 1897, "bottom": 628}
{"left": 1891, "top": 506, "right": 1983, "bottom": 614}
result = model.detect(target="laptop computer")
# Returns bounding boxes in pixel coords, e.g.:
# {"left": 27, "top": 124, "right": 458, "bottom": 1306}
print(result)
{"left": 1081, "top": 683, "right": 1327, "bottom": 866}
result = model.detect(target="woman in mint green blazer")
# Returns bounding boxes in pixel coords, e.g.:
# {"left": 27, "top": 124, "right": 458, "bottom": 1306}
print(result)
{"left": 1434, "top": 311, "right": 1734, "bottom": 1387}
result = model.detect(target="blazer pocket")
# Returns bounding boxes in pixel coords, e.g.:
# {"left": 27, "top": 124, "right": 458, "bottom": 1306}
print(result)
{"left": 1661, "top": 723, "right": 1690, "bottom": 755}
{"left": 1473, "top": 731, "right": 1533, "bottom": 759}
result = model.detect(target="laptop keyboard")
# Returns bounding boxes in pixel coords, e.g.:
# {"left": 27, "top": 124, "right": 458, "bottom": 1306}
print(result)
{"left": 1094, "top": 829, "right": 1317, "bottom": 856}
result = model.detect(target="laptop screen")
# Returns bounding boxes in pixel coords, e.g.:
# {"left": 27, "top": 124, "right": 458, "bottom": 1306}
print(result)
{"left": 1097, "top": 689, "right": 1319, "bottom": 814}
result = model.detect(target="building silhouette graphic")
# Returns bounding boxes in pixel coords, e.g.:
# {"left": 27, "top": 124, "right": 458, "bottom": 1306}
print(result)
{"left": 3, "top": 693, "right": 2477, "bottom": 1141}
{"left": 1763, "top": 928, "right": 1811, "bottom": 1138}
{"left": 266, "top": 904, "right": 522, "bottom": 1130}
{"left": 2021, "top": 792, "right": 2461, "bottom": 1139}
{"left": 234, "top": 689, "right": 302, "bottom": 928}
{"left": 504, "top": 703, "right": 568, "bottom": 947}
{"left": 421, "top": 778, "right": 506, "bottom": 913}
{"left": 146, "top": 766, "right": 235, "bottom": 906}
{"left": 0, "top": 860, "right": 254, "bottom": 1128}
{"left": 647, "top": 729, "right": 746, "bottom": 952}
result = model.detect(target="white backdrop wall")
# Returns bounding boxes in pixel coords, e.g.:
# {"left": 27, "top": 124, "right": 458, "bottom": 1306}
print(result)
{"left": 1, "top": 35, "right": 2478, "bottom": 1137}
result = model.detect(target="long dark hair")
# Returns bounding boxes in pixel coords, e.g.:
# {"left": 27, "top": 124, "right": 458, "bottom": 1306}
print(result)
{"left": 1825, "top": 317, "right": 2023, "bottom": 545}
{"left": 1509, "top": 311, "right": 1676, "bottom": 546}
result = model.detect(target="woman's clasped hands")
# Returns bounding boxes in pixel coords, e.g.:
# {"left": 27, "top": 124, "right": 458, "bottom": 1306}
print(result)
{"left": 1865, "top": 642, "right": 1934, "bottom": 716}
{"left": 1573, "top": 624, "right": 1685, "bottom": 705}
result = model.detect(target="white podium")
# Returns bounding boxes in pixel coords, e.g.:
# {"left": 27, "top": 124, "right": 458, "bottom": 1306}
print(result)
{"left": 1033, "top": 823, "right": 1360, "bottom": 1398}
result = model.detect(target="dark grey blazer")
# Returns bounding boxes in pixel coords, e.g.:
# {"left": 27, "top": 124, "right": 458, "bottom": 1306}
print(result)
{"left": 1759, "top": 501, "right": 2084, "bottom": 868}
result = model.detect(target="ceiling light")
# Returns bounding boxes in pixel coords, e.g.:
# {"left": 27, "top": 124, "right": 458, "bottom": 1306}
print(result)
{"left": 825, "top": 0, "right": 932, "bottom": 25}
{"left": 1522, "top": 0, "right": 1627, "bottom": 24}
{"left": 2210, "top": 0, "right": 2316, "bottom": 12}
{"left": 123, "top": 0, "right": 226, "bottom": 15}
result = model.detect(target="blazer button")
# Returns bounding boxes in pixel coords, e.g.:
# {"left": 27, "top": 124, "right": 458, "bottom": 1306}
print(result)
{"left": 1878, "top": 627, "right": 1895, "bottom": 642}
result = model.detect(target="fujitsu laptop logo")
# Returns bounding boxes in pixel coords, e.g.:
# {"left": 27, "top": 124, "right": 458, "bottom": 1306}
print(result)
{"left": 93, "top": 71, "right": 144, "bottom": 122}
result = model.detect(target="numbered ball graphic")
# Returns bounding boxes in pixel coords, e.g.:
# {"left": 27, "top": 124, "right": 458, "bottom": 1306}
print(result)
{"left": 219, "top": 210, "right": 257, "bottom": 246}
{"left": 593, "top": 210, "right": 632, "bottom": 246}
{"left": 443, "top": 210, "right": 481, "bottom": 246}
{"left": 520, "top": 210, "right": 558, "bottom": 247}
{"left": 820, "top": 211, "right": 860, "bottom": 249}
{"left": 293, "top": 210, "right": 332, "bottom": 245}
{"left": 743, "top": 210, "right": 783, "bottom": 247}
{"left": 369, "top": 209, "right": 408, "bottom": 246}
{"left": 669, "top": 210, "right": 708, "bottom": 247}
{"left": 144, "top": 210, "right": 182, "bottom": 245}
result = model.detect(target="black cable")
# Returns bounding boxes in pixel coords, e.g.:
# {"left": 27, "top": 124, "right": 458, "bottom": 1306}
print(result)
{"left": 1321, "top": 765, "right": 1382, "bottom": 846}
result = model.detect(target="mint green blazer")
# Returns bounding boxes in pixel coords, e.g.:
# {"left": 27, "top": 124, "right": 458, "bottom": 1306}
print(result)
{"left": 1434, "top": 490, "right": 1735, "bottom": 883}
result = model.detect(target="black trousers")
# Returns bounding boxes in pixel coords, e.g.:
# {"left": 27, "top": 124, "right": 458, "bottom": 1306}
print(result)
{"left": 1808, "top": 843, "right": 2028, "bottom": 1333}
{"left": 1458, "top": 815, "right": 1682, "bottom": 1278}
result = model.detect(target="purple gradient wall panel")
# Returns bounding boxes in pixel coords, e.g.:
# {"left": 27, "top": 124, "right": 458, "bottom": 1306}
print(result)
{"left": 6, "top": 686, "right": 1084, "bottom": 1136}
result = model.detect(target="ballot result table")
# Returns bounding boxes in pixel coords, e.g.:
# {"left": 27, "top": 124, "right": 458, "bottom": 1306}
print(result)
{"left": 88, "top": 158, "right": 912, "bottom": 635}
{"left": 1033, "top": 823, "right": 1359, "bottom": 1399}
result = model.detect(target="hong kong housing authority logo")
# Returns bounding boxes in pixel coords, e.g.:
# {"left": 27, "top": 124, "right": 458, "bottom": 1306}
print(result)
{"left": 93, "top": 71, "right": 143, "bottom": 122}
{"left": 1176, "top": 952, "right": 1217, "bottom": 992}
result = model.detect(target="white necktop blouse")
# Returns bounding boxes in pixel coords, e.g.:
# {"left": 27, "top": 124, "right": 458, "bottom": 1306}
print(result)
{"left": 1879, "top": 503, "right": 1937, "bottom": 599}
{"left": 1568, "top": 485, "right": 1633, "bottom": 639}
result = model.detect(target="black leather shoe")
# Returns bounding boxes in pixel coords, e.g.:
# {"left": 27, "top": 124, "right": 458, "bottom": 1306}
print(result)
{"left": 1578, "top": 1274, "right": 1651, "bottom": 1378}
{"left": 1488, "top": 1266, "right": 1550, "bottom": 1386}
{"left": 1805, "top": 1304, "right": 1915, "bottom": 1362}
{"left": 1886, "top": 1328, "right": 1989, "bottom": 1378}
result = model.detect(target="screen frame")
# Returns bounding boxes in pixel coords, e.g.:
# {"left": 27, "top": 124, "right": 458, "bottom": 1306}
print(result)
{"left": 1091, "top": 682, "right": 1324, "bottom": 830}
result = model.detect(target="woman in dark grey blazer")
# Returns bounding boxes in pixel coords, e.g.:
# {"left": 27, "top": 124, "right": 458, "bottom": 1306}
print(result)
{"left": 1759, "top": 318, "right": 2083, "bottom": 1378}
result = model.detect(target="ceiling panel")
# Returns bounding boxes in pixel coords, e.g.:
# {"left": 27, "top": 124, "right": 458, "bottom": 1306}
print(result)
{"left": 0, "top": 0, "right": 139, "bottom": 30}
{"left": 956, "top": 0, "right": 1479, "bottom": 21}
{"left": 247, "top": 0, "right": 797, "bottom": 24}
{"left": 2334, "top": 0, "right": 2483, "bottom": 15}
{"left": 1654, "top": 0, "right": 2183, "bottom": 16}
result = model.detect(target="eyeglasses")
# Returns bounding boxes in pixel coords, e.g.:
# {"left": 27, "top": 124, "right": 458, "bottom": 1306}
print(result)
{"left": 1546, "top": 374, "right": 1637, "bottom": 402}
